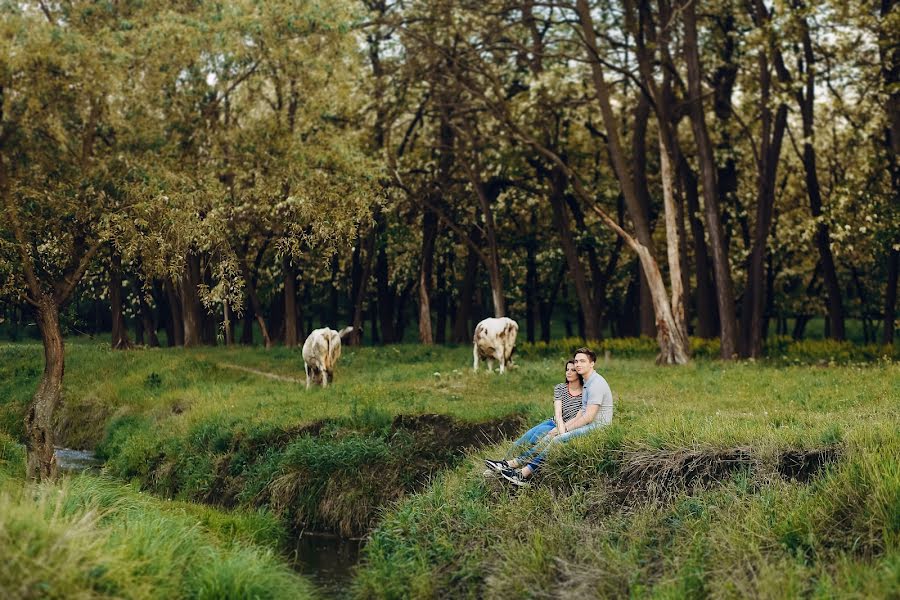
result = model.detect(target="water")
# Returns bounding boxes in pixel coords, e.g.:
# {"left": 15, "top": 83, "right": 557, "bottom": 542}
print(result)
{"left": 291, "top": 533, "right": 363, "bottom": 598}
{"left": 54, "top": 448, "right": 102, "bottom": 473}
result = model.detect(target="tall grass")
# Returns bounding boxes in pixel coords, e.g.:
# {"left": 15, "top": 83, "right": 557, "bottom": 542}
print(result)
{"left": 0, "top": 432, "right": 314, "bottom": 600}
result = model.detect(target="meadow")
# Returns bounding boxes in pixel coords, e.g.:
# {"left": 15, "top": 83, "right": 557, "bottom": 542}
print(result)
{"left": 0, "top": 338, "right": 897, "bottom": 598}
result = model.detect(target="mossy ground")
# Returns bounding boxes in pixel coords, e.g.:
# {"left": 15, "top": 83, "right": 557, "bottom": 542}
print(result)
{"left": 0, "top": 338, "right": 897, "bottom": 598}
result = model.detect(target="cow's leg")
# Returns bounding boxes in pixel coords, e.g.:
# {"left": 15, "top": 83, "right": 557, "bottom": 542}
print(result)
{"left": 322, "top": 369, "right": 329, "bottom": 387}
{"left": 305, "top": 363, "right": 311, "bottom": 390}
{"left": 473, "top": 345, "right": 479, "bottom": 372}
{"left": 499, "top": 354, "right": 506, "bottom": 374}
{"left": 487, "top": 359, "right": 494, "bottom": 373}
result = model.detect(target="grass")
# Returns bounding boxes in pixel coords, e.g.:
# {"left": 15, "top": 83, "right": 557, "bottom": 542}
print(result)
{"left": 0, "top": 431, "right": 315, "bottom": 600}
{"left": 349, "top": 358, "right": 899, "bottom": 599}
{"left": 0, "top": 337, "right": 898, "bottom": 597}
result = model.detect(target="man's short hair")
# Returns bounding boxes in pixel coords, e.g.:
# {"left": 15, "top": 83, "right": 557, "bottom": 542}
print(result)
{"left": 573, "top": 347, "right": 596, "bottom": 362}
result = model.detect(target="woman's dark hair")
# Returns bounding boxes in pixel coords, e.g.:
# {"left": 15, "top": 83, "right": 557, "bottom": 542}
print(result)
{"left": 565, "top": 360, "right": 584, "bottom": 385}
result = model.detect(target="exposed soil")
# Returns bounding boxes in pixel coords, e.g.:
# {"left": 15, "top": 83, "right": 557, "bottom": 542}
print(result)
{"left": 615, "top": 446, "right": 757, "bottom": 502}
{"left": 611, "top": 444, "right": 841, "bottom": 504}
{"left": 390, "top": 413, "right": 525, "bottom": 457}
{"left": 776, "top": 447, "right": 840, "bottom": 482}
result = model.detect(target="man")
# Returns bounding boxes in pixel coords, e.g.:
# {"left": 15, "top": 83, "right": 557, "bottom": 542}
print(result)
{"left": 500, "top": 346, "right": 613, "bottom": 486}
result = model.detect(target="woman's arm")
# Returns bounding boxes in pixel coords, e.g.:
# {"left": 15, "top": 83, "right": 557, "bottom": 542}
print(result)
{"left": 553, "top": 399, "right": 565, "bottom": 435}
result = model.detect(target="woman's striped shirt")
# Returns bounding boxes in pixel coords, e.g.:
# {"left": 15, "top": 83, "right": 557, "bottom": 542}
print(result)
{"left": 553, "top": 383, "right": 583, "bottom": 422}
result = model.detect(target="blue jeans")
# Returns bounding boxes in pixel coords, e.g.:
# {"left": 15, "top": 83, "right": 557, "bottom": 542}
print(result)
{"left": 522, "top": 421, "right": 606, "bottom": 472}
{"left": 505, "top": 418, "right": 556, "bottom": 462}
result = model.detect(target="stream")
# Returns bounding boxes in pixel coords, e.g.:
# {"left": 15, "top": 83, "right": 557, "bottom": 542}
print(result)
{"left": 291, "top": 534, "right": 364, "bottom": 598}
{"left": 54, "top": 447, "right": 102, "bottom": 472}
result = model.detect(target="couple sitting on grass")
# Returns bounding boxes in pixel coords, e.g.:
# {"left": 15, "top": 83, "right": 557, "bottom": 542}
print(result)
{"left": 485, "top": 347, "right": 613, "bottom": 487}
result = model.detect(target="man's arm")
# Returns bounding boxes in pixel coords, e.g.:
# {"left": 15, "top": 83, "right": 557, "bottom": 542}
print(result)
{"left": 562, "top": 404, "right": 599, "bottom": 432}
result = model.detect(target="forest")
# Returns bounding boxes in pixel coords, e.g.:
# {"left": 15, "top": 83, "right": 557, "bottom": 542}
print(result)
{"left": 1, "top": 2, "right": 899, "bottom": 598}
{"left": 2, "top": 0, "right": 898, "bottom": 480}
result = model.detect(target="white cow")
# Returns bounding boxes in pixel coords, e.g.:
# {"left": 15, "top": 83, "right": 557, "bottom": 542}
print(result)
{"left": 473, "top": 317, "right": 518, "bottom": 374}
{"left": 302, "top": 326, "right": 354, "bottom": 389}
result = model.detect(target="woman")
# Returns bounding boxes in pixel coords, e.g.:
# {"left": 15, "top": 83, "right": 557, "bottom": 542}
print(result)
{"left": 484, "top": 360, "right": 583, "bottom": 475}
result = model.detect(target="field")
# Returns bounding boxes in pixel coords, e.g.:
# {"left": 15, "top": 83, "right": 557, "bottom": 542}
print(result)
{"left": 0, "top": 338, "right": 897, "bottom": 598}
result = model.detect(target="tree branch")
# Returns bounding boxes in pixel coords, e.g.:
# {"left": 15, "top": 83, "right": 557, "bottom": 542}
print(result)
{"left": 54, "top": 238, "right": 103, "bottom": 306}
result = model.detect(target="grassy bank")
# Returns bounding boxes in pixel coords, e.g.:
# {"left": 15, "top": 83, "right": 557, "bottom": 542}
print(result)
{"left": 351, "top": 359, "right": 899, "bottom": 598}
{"left": 0, "top": 342, "right": 535, "bottom": 536}
{"left": 1, "top": 339, "right": 897, "bottom": 597}
{"left": 0, "top": 432, "right": 314, "bottom": 599}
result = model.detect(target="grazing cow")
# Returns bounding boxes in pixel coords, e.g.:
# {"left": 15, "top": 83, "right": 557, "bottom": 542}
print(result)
{"left": 302, "top": 326, "right": 353, "bottom": 389}
{"left": 473, "top": 317, "right": 518, "bottom": 374}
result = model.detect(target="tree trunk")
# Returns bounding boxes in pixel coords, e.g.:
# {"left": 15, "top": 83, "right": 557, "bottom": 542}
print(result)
{"left": 453, "top": 226, "right": 482, "bottom": 343}
{"left": 548, "top": 166, "right": 600, "bottom": 340}
{"left": 109, "top": 253, "right": 132, "bottom": 350}
{"left": 241, "top": 259, "right": 272, "bottom": 349}
{"left": 418, "top": 209, "right": 438, "bottom": 344}
{"left": 241, "top": 303, "right": 255, "bottom": 345}
{"left": 885, "top": 248, "right": 898, "bottom": 346}
{"left": 163, "top": 279, "right": 184, "bottom": 347}
{"left": 436, "top": 251, "right": 448, "bottom": 344}
{"left": 712, "top": 9, "right": 741, "bottom": 267}
{"left": 224, "top": 300, "right": 233, "bottom": 346}
{"left": 269, "top": 290, "right": 284, "bottom": 344}
{"left": 659, "top": 134, "right": 689, "bottom": 344}
{"left": 153, "top": 282, "right": 173, "bottom": 346}
{"left": 793, "top": 261, "right": 821, "bottom": 340}
{"left": 350, "top": 227, "right": 377, "bottom": 346}
{"left": 132, "top": 276, "right": 159, "bottom": 348}
{"left": 349, "top": 237, "right": 362, "bottom": 329}
{"left": 677, "top": 154, "right": 719, "bottom": 338}
{"left": 592, "top": 204, "right": 689, "bottom": 364}
{"left": 879, "top": 0, "right": 898, "bottom": 347}
{"left": 135, "top": 311, "right": 144, "bottom": 345}
{"left": 283, "top": 257, "right": 298, "bottom": 348}
{"left": 539, "top": 262, "right": 568, "bottom": 343}
{"left": 797, "top": 9, "right": 845, "bottom": 340}
{"left": 632, "top": 95, "right": 657, "bottom": 339}
{"left": 743, "top": 85, "right": 788, "bottom": 356}
{"left": 395, "top": 280, "right": 413, "bottom": 343}
{"left": 683, "top": 0, "right": 739, "bottom": 358}
{"left": 375, "top": 221, "right": 397, "bottom": 344}
{"left": 200, "top": 260, "right": 217, "bottom": 346}
{"left": 328, "top": 254, "right": 339, "bottom": 326}
{"left": 565, "top": 193, "right": 613, "bottom": 338}
{"left": 181, "top": 254, "right": 204, "bottom": 348}
{"left": 297, "top": 282, "right": 306, "bottom": 342}
{"left": 369, "top": 300, "right": 380, "bottom": 345}
{"left": 25, "top": 297, "right": 64, "bottom": 480}
{"left": 740, "top": 0, "right": 793, "bottom": 357}
{"left": 466, "top": 171, "right": 506, "bottom": 317}
{"left": 525, "top": 224, "right": 538, "bottom": 344}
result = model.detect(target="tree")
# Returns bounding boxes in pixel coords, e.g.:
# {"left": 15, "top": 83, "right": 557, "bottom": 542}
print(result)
{"left": 0, "top": 1, "right": 143, "bottom": 478}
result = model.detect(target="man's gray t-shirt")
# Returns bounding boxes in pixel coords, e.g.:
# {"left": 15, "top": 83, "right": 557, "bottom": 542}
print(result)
{"left": 582, "top": 371, "right": 613, "bottom": 425}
